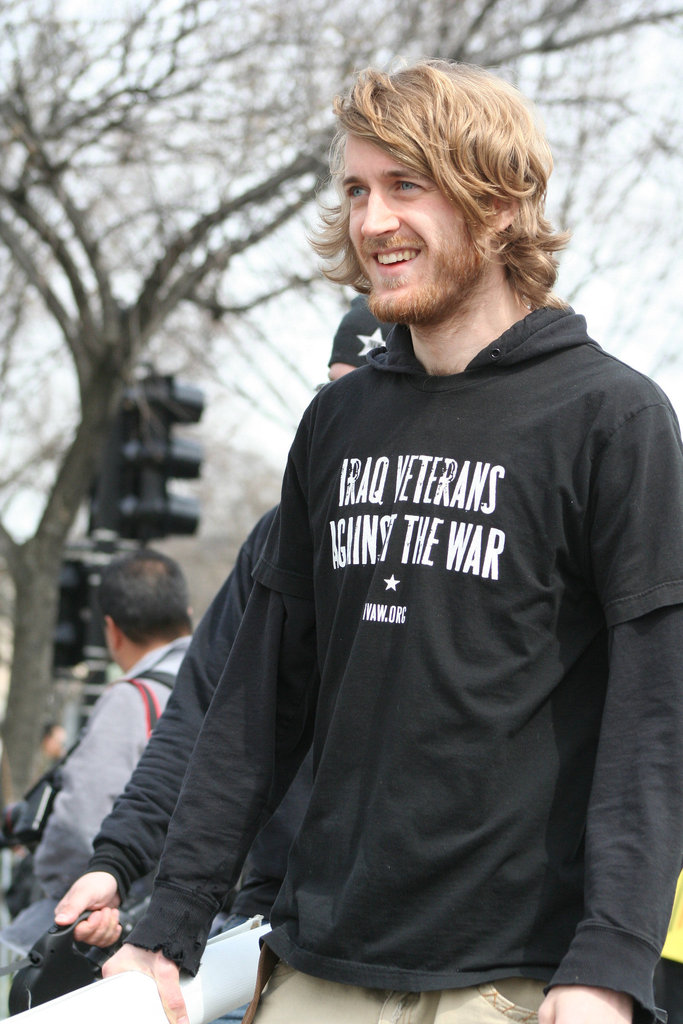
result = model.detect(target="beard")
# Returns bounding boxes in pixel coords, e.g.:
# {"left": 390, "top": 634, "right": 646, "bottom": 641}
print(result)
{"left": 364, "top": 232, "right": 485, "bottom": 327}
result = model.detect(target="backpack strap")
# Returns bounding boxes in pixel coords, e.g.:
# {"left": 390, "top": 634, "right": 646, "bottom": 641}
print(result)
{"left": 125, "top": 679, "right": 163, "bottom": 738}
{"left": 136, "top": 669, "right": 175, "bottom": 689}
{"left": 122, "top": 669, "right": 175, "bottom": 738}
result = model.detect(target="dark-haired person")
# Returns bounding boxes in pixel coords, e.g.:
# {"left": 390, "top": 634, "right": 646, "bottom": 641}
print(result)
{"left": 101, "top": 60, "right": 683, "bottom": 1024}
{"left": 0, "top": 549, "right": 192, "bottom": 954}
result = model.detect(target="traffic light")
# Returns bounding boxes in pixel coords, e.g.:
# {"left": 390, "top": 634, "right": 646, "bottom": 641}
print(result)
{"left": 90, "top": 373, "right": 205, "bottom": 541}
{"left": 52, "top": 551, "right": 108, "bottom": 670}
{"left": 52, "top": 559, "right": 89, "bottom": 669}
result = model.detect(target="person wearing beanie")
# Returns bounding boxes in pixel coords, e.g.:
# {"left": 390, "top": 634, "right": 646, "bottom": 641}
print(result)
{"left": 327, "top": 294, "right": 392, "bottom": 379}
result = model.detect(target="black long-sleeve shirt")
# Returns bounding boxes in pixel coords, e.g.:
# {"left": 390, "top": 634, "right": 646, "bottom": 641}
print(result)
{"left": 127, "top": 311, "right": 683, "bottom": 1023}
{"left": 88, "top": 506, "right": 311, "bottom": 917}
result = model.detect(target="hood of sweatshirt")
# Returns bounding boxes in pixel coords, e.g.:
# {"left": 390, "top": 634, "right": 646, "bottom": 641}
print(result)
{"left": 365, "top": 307, "right": 597, "bottom": 377}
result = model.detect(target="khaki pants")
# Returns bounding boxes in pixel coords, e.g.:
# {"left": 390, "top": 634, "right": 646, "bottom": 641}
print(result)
{"left": 250, "top": 961, "right": 545, "bottom": 1023}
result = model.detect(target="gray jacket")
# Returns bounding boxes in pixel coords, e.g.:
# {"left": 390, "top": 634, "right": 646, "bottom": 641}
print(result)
{"left": 34, "top": 636, "right": 191, "bottom": 898}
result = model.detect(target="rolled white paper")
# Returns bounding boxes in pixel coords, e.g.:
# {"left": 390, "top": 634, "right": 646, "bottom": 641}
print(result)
{"left": 8, "top": 919, "right": 271, "bottom": 1024}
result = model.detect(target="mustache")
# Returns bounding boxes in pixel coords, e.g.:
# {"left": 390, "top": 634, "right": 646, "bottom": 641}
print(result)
{"left": 358, "top": 235, "right": 423, "bottom": 258}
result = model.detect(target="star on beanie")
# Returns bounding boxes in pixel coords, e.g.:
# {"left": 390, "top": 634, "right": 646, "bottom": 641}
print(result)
{"left": 328, "top": 295, "right": 392, "bottom": 368}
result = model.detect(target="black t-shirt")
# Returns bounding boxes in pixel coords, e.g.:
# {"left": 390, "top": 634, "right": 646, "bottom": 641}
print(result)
{"left": 130, "top": 309, "right": 683, "bottom": 1021}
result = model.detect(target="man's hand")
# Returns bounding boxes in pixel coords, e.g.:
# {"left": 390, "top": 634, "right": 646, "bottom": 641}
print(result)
{"left": 103, "top": 945, "right": 189, "bottom": 1024}
{"left": 539, "top": 985, "right": 633, "bottom": 1023}
{"left": 54, "top": 870, "right": 122, "bottom": 947}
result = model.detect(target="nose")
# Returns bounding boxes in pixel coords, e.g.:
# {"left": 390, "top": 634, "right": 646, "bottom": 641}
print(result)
{"left": 361, "top": 191, "right": 400, "bottom": 238}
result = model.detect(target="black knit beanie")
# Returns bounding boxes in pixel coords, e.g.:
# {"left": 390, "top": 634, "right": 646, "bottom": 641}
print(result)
{"left": 328, "top": 295, "right": 392, "bottom": 367}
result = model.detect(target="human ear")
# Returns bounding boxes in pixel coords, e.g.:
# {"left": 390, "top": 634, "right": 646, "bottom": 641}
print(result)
{"left": 492, "top": 198, "right": 518, "bottom": 232}
{"left": 103, "top": 615, "right": 122, "bottom": 653}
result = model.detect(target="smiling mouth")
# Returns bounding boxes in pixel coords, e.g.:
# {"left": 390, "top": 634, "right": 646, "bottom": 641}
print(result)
{"left": 376, "top": 249, "right": 418, "bottom": 265}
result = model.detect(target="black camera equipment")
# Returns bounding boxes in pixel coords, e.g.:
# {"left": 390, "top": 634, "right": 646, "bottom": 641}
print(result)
{"left": 7, "top": 913, "right": 105, "bottom": 1014}
{"left": 0, "top": 764, "right": 64, "bottom": 850}
{"left": 6, "top": 900, "right": 150, "bottom": 1013}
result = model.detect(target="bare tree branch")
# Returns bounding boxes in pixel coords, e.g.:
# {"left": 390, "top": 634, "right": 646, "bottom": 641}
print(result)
{"left": 0, "top": 211, "right": 76, "bottom": 349}
{"left": 489, "top": 7, "right": 683, "bottom": 65}
{"left": 190, "top": 274, "right": 321, "bottom": 318}
{"left": 131, "top": 147, "right": 328, "bottom": 339}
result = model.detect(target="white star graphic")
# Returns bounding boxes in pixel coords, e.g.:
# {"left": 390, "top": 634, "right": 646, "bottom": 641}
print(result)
{"left": 384, "top": 575, "right": 400, "bottom": 591}
{"left": 357, "top": 327, "right": 385, "bottom": 357}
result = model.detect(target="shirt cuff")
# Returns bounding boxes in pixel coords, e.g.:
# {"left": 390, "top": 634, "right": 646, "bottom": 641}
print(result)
{"left": 548, "top": 920, "right": 662, "bottom": 1024}
{"left": 123, "top": 881, "right": 219, "bottom": 974}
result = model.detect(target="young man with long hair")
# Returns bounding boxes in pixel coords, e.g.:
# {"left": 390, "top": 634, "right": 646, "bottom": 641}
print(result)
{"left": 101, "top": 61, "right": 683, "bottom": 1024}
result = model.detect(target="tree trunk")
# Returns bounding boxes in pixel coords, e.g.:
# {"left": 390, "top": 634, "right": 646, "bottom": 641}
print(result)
{"left": 0, "top": 355, "right": 127, "bottom": 800}
{"left": 2, "top": 551, "right": 60, "bottom": 798}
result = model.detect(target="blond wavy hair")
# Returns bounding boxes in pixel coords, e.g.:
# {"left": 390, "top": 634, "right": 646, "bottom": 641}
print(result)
{"left": 312, "top": 59, "right": 570, "bottom": 311}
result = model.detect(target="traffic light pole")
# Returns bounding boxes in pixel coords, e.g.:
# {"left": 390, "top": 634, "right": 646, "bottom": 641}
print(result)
{"left": 53, "top": 370, "right": 204, "bottom": 724}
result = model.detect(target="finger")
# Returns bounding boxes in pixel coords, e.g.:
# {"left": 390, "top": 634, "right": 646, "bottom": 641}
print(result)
{"left": 54, "top": 893, "right": 83, "bottom": 925}
{"left": 74, "top": 908, "right": 122, "bottom": 946}
{"left": 155, "top": 957, "right": 190, "bottom": 1024}
{"left": 55, "top": 871, "right": 120, "bottom": 925}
